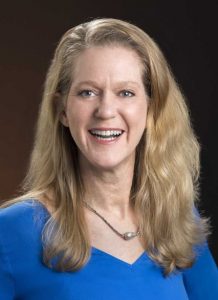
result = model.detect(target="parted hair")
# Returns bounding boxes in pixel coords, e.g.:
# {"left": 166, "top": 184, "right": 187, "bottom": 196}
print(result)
{"left": 2, "top": 18, "right": 210, "bottom": 275}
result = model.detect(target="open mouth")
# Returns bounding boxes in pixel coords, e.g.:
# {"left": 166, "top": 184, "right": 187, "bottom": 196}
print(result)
{"left": 88, "top": 129, "right": 124, "bottom": 141}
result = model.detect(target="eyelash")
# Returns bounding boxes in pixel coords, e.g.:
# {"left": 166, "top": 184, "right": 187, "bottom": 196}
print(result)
{"left": 77, "top": 90, "right": 97, "bottom": 97}
{"left": 77, "top": 89, "right": 136, "bottom": 98}
{"left": 119, "top": 90, "right": 135, "bottom": 97}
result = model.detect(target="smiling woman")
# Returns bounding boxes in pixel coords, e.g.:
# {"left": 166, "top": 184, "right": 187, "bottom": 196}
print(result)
{"left": 61, "top": 46, "right": 148, "bottom": 169}
{"left": 0, "top": 18, "right": 217, "bottom": 300}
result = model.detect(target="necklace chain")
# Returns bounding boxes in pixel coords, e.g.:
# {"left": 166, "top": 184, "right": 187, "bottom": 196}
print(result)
{"left": 82, "top": 200, "right": 140, "bottom": 241}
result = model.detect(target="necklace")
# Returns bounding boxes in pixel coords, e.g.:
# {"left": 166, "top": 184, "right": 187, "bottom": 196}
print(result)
{"left": 82, "top": 200, "right": 140, "bottom": 241}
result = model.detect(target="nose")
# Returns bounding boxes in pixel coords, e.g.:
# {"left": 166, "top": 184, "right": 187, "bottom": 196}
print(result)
{"left": 94, "top": 91, "right": 116, "bottom": 120}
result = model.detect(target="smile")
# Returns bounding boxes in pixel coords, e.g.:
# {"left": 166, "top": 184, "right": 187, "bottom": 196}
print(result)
{"left": 88, "top": 129, "right": 124, "bottom": 143}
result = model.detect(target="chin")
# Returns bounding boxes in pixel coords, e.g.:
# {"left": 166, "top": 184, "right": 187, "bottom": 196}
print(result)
{"left": 90, "top": 154, "right": 134, "bottom": 171}
{"left": 79, "top": 151, "right": 134, "bottom": 172}
{"left": 91, "top": 160, "right": 122, "bottom": 171}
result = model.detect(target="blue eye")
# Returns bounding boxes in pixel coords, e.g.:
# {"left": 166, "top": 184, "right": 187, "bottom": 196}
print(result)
{"left": 120, "top": 90, "right": 135, "bottom": 97}
{"left": 78, "top": 90, "right": 96, "bottom": 97}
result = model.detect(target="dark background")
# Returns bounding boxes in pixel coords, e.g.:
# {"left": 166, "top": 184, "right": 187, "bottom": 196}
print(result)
{"left": 0, "top": 0, "right": 217, "bottom": 262}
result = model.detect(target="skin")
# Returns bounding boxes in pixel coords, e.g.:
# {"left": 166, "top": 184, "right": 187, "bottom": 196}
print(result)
{"left": 61, "top": 46, "right": 149, "bottom": 221}
{"left": 62, "top": 46, "right": 148, "bottom": 211}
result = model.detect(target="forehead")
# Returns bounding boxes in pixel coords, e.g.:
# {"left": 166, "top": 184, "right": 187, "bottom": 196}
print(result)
{"left": 71, "top": 46, "right": 144, "bottom": 84}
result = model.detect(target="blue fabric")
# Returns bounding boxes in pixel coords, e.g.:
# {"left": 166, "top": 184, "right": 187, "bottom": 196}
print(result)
{"left": 0, "top": 200, "right": 217, "bottom": 300}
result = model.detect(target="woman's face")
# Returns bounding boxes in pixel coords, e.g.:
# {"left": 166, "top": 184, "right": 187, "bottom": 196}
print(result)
{"left": 62, "top": 46, "right": 149, "bottom": 171}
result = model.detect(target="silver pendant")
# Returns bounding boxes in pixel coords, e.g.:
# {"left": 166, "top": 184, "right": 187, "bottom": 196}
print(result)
{"left": 123, "top": 231, "right": 140, "bottom": 240}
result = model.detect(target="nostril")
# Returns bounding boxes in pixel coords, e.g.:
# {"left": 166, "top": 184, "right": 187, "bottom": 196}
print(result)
{"left": 94, "top": 106, "right": 116, "bottom": 119}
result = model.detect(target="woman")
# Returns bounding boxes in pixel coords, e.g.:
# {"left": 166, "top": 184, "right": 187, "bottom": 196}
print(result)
{"left": 0, "top": 18, "right": 217, "bottom": 299}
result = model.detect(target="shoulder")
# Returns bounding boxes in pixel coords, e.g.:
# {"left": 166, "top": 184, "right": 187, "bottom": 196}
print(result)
{"left": 0, "top": 199, "right": 48, "bottom": 243}
{"left": 0, "top": 200, "right": 49, "bottom": 296}
{"left": 0, "top": 199, "right": 36, "bottom": 219}
{"left": 0, "top": 198, "right": 46, "bottom": 221}
{"left": 182, "top": 243, "right": 218, "bottom": 298}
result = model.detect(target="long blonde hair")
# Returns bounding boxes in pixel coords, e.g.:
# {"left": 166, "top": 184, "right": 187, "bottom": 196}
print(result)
{"left": 2, "top": 18, "right": 210, "bottom": 275}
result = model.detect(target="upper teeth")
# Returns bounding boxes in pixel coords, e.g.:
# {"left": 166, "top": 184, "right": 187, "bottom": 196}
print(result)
{"left": 90, "top": 130, "right": 122, "bottom": 136}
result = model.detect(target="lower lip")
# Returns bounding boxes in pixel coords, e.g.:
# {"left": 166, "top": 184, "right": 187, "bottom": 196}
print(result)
{"left": 88, "top": 133, "right": 124, "bottom": 145}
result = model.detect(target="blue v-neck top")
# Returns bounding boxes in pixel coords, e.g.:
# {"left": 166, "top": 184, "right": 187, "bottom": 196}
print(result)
{"left": 0, "top": 200, "right": 218, "bottom": 299}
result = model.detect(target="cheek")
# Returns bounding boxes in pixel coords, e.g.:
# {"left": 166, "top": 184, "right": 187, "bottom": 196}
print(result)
{"left": 125, "top": 102, "right": 148, "bottom": 131}
{"left": 68, "top": 114, "right": 84, "bottom": 138}
{"left": 66, "top": 102, "right": 89, "bottom": 127}
{"left": 66, "top": 105, "right": 93, "bottom": 145}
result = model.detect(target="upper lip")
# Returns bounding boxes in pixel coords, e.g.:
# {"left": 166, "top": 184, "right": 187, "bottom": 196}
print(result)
{"left": 89, "top": 128, "right": 125, "bottom": 131}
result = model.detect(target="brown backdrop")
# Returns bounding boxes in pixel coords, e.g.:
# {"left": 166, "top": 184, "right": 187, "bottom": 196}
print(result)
{"left": 1, "top": 0, "right": 217, "bottom": 262}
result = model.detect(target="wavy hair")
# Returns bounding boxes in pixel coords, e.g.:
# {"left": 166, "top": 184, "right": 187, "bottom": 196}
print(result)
{"left": 1, "top": 18, "right": 210, "bottom": 275}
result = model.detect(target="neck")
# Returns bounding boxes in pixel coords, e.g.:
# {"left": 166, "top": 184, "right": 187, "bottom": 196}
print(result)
{"left": 79, "top": 158, "right": 135, "bottom": 219}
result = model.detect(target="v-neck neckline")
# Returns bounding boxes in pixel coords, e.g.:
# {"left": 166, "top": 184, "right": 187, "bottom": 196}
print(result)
{"left": 91, "top": 246, "right": 147, "bottom": 267}
{"left": 31, "top": 199, "right": 149, "bottom": 267}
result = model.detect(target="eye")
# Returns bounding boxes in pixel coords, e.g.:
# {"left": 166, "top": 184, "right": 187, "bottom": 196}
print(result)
{"left": 119, "top": 90, "right": 135, "bottom": 97}
{"left": 77, "top": 90, "right": 97, "bottom": 97}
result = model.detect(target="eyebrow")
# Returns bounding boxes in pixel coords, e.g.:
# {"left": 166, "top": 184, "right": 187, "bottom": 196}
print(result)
{"left": 72, "top": 80, "right": 140, "bottom": 88}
